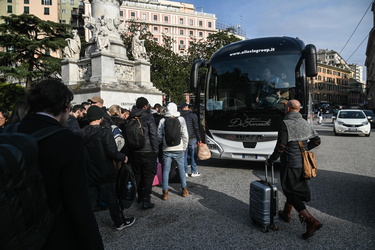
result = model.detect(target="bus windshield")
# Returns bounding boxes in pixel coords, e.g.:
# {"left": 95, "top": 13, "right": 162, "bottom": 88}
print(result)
{"left": 206, "top": 53, "right": 303, "bottom": 111}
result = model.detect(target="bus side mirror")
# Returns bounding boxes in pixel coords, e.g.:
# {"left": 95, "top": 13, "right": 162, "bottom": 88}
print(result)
{"left": 305, "top": 44, "right": 318, "bottom": 77}
{"left": 190, "top": 59, "right": 206, "bottom": 91}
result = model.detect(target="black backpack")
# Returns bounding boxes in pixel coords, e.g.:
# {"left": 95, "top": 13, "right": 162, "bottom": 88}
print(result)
{"left": 0, "top": 125, "right": 66, "bottom": 250}
{"left": 125, "top": 117, "right": 145, "bottom": 150}
{"left": 116, "top": 163, "right": 137, "bottom": 210}
{"left": 164, "top": 117, "right": 182, "bottom": 146}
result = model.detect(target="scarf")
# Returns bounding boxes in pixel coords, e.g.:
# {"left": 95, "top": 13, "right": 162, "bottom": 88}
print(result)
{"left": 283, "top": 112, "right": 318, "bottom": 142}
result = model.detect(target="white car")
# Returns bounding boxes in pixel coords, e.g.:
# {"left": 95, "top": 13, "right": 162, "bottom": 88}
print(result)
{"left": 333, "top": 109, "right": 371, "bottom": 137}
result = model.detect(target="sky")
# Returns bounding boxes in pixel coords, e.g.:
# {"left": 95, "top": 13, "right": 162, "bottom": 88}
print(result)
{"left": 183, "top": 0, "right": 373, "bottom": 70}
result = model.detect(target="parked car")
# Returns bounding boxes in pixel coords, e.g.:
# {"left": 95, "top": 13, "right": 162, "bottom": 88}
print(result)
{"left": 362, "top": 110, "right": 375, "bottom": 128}
{"left": 333, "top": 109, "right": 371, "bottom": 137}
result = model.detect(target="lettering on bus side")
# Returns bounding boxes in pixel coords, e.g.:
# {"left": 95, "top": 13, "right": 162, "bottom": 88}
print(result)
{"left": 228, "top": 115, "right": 272, "bottom": 127}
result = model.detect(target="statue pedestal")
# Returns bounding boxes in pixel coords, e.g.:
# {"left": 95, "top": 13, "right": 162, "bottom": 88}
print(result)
{"left": 61, "top": 59, "right": 79, "bottom": 85}
{"left": 134, "top": 60, "right": 152, "bottom": 87}
{"left": 90, "top": 51, "right": 117, "bottom": 84}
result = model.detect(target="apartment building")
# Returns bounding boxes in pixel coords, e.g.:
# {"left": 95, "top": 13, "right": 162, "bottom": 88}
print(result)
{"left": 309, "top": 49, "right": 364, "bottom": 107}
{"left": 120, "top": 0, "right": 217, "bottom": 55}
{"left": 0, "top": 0, "right": 59, "bottom": 22}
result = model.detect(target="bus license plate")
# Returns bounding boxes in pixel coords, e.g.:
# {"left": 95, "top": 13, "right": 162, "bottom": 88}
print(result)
{"left": 241, "top": 154, "right": 261, "bottom": 159}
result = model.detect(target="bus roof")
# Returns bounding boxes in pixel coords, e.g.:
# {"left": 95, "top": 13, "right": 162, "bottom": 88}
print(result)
{"left": 210, "top": 36, "right": 306, "bottom": 62}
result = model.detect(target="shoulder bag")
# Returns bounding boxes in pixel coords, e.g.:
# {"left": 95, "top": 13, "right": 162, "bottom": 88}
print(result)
{"left": 297, "top": 141, "right": 317, "bottom": 179}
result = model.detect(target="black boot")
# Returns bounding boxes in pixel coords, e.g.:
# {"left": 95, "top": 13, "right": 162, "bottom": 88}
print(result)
{"left": 142, "top": 196, "right": 155, "bottom": 209}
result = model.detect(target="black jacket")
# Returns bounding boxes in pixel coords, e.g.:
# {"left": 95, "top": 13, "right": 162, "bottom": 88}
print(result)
{"left": 18, "top": 114, "right": 104, "bottom": 250}
{"left": 128, "top": 108, "right": 159, "bottom": 153}
{"left": 180, "top": 110, "right": 201, "bottom": 141}
{"left": 82, "top": 125, "right": 125, "bottom": 185}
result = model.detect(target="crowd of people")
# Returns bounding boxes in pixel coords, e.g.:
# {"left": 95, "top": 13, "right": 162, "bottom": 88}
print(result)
{"left": 0, "top": 78, "right": 204, "bottom": 248}
{"left": 0, "top": 79, "right": 323, "bottom": 248}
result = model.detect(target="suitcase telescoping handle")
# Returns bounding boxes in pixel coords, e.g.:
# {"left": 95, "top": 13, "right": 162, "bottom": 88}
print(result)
{"left": 264, "top": 161, "right": 275, "bottom": 185}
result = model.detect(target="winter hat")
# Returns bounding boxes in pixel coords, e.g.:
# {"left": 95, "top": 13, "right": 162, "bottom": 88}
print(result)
{"left": 87, "top": 105, "right": 105, "bottom": 122}
{"left": 165, "top": 102, "right": 180, "bottom": 117}
{"left": 136, "top": 97, "right": 149, "bottom": 109}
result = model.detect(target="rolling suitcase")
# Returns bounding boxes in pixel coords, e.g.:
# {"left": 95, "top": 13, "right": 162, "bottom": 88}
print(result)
{"left": 249, "top": 163, "right": 279, "bottom": 232}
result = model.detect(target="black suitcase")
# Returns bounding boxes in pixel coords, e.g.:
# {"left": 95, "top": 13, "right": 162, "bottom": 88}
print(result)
{"left": 249, "top": 163, "right": 279, "bottom": 232}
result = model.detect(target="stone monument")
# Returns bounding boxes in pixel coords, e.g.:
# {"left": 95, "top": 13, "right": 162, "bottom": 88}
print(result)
{"left": 61, "top": 0, "right": 163, "bottom": 109}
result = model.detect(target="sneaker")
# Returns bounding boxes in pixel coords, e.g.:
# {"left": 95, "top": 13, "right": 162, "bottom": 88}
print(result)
{"left": 115, "top": 217, "right": 136, "bottom": 231}
{"left": 186, "top": 173, "right": 189, "bottom": 177}
{"left": 191, "top": 172, "right": 201, "bottom": 177}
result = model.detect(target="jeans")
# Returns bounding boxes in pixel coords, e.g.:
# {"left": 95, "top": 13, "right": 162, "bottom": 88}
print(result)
{"left": 184, "top": 138, "right": 198, "bottom": 173}
{"left": 89, "top": 182, "right": 124, "bottom": 227}
{"left": 162, "top": 151, "right": 187, "bottom": 190}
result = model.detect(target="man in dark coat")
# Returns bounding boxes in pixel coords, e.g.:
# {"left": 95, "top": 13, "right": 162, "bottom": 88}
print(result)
{"left": 18, "top": 79, "right": 104, "bottom": 250}
{"left": 82, "top": 105, "right": 135, "bottom": 230}
{"left": 266, "top": 99, "right": 322, "bottom": 240}
{"left": 180, "top": 102, "right": 202, "bottom": 177}
{"left": 127, "top": 97, "right": 159, "bottom": 209}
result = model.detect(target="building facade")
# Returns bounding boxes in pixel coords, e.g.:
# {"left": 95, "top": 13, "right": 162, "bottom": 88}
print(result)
{"left": 0, "top": 0, "right": 59, "bottom": 22}
{"left": 365, "top": 2, "right": 375, "bottom": 110}
{"left": 120, "top": 0, "right": 217, "bottom": 55}
{"left": 310, "top": 49, "right": 364, "bottom": 108}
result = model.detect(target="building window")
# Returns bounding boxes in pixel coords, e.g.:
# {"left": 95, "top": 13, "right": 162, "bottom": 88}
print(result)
{"left": 179, "top": 51, "right": 184, "bottom": 56}
{"left": 208, "top": 22, "right": 212, "bottom": 28}
{"left": 164, "top": 16, "right": 168, "bottom": 23}
{"left": 208, "top": 33, "right": 212, "bottom": 36}
{"left": 7, "top": 5, "right": 12, "bottom": 13}
{"left": 153, "top": 15, "right": 158, "bottom": 21}
{"left": 199, "top": 31, "right": 203, "bottom": 37}
{"left": 153, "top": 27, "right": 158, "bottom": 32}
{"left": 7, "top": 0, "right": 12, "bottom": 3}
{"left": 199, "top": 20, "right": 203, "bottom": 27}
{"left": 42, "top": 0, "right": 52, "bottom": 5}
{"left": 24, "top": 6, "right": 29, "bottom": 13}
{"left": 164, "top": 28, "right": 168, "bottom": 33}
{"left": 61, "top": 0, "right": 66, "bottom": 3}
{"left": 45, "top": 50, "right": 50, "bottom": 56}
{"left": 180, "top": 18, "right": 184, "bottom": 24}
{"left": 142, "top": 13, "right": 147, "bottom": 20}
{"left": 189, "top": 31, "right": 193, "bottom": 36}
{"left": 62, "top": 9, "right": 66, "bottom": 14}
{"left": 120, "top": 11, "right": 123, "bottom": 17}
{"left": 60, "top": 20, "right": 66, "bottom": 24}
{"left": 24, "top": 0, "right": 29, "bottom": 4}
{"left": 44, "top": 7, "right": 50, "bottom": 15}
{"left": 154, "top": 37, "right": 158, "bottom": 42}
{"left": 70, "top": 0, "right": 74, "bottom": 5}
{"left": 130, "top": 12, "right": 135, "bottom": 19}
{"left": 190, "top": 19, "right": 193, "bottom": 25}
{"left": 180, "top": 30, "right": 184, "bottom": 35}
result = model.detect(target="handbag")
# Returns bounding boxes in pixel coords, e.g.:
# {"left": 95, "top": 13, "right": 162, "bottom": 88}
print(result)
{"left": 197, "top": 142, "right": 211, "bottom": 160}
{"left": 297, "top": 141, "right": 317, "bottom": 179}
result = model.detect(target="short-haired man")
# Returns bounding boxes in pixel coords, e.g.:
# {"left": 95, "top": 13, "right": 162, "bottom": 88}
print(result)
{"left": 82, "top": 105, "right": 135, "bottom": 230}
{"left": 127, "top": 97, "right": 159, "bottom": 209}
{"left": 180, "top": 102, "right": 202, "bottom": 177}
{"left": 17, "top": 79, "right": 104, "bottom": 249}
{"left": 66, "top": 104, "right": 84, "bottom": 135}
{"left": 266, "top": 99, "right": 322, "bottom": 239}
